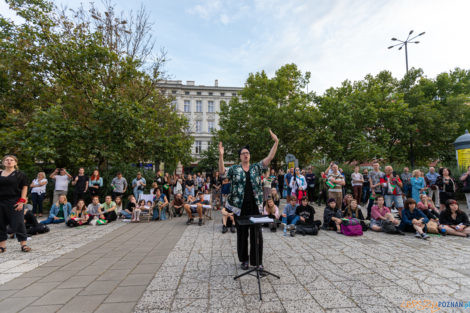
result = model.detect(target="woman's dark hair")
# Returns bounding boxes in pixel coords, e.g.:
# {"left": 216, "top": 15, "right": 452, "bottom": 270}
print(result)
{"left": 439, "top": 167, "right": 451, "bottom": 176}
{"left": 441, "top": 199, "right": 463, "bottom": 218}
{"left": 404, "top": 198, "right": 416, "bottom": 210}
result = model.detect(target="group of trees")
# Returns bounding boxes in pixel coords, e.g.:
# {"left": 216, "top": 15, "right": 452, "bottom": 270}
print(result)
{"left": 0, "top": 0, "right": 192, "bottom": 172}
{"left": 204, "top": 64, "right": 470, "bottom": 170}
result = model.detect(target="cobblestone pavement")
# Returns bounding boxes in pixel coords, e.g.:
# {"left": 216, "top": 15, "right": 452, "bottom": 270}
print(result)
{"left": 136, "top": 204, "right": 470, "bottom": 313}
{"left": 0, "top": 221, "right": 125, "bottom": 285}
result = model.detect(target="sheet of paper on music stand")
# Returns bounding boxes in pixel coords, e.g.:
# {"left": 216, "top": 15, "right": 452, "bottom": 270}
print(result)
{"left": 249, "top": 217, "right": 274, "bottom": 224}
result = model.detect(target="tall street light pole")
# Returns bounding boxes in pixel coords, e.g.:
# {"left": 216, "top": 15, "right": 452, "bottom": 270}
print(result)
{"left": 388, "top": 30, "right": 425, "bottom": 74}
{"left": 388, "top": 30, "right": 425, "bottom": 168}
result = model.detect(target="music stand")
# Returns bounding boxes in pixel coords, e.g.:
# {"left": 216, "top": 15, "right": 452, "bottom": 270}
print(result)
{"left": 233, "top": 215, "right": 280, "bottom": 300}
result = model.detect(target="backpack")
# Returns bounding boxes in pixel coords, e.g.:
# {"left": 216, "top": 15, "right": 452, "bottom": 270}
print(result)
{"left": 340, "top": 218, "right": 363, "bottom": 236}
{"left": 296, "top": 224, "right": 318, "bottom": 235}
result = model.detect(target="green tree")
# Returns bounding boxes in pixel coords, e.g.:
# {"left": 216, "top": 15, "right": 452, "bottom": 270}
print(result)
{"left": 215, "top": 64, "right": 318, "bottom": 169}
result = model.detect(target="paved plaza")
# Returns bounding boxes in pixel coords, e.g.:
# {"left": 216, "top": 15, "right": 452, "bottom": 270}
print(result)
{"left": 0, "top": 203, "right": 469, "bottom": 313}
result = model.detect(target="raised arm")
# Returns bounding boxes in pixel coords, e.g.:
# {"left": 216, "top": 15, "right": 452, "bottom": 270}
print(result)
{"left": 218, "top": 142, "right": 225, "bottom": 175}
{"left": 262, "top": 129, "right": 279, "bottom": 167}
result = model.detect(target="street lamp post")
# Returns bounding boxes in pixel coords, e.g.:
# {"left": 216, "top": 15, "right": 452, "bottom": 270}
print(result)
{"left": 388, "top": 30, "right": 425, "bottom": 168}
{"left": 388, "top": 30, "right": 425, "bottom": 74}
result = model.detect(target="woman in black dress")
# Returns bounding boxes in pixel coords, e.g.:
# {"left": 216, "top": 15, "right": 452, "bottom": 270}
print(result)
{"left": 0, "top": 155, "right": 31, "bottom": 253}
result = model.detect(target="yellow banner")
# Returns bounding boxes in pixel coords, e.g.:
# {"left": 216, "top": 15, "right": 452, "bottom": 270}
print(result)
{"left": 457, "top": 149, "right": 470, "bottom": 169}
{"left": 288, "top": 162, "right": 295, "bottom": 169}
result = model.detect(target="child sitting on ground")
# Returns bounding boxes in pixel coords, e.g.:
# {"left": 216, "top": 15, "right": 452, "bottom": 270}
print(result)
{"left": 294, "top": 197, "right": 320, "bottom": 236}
{"left": 281, "top": 195, "right": 299, "bottom": 237}
{"left": 263, "top": 198, "right": 280, "bottom": 232}
{"left": 322, "top": 198, "right": 343, "bottom": 233}
{"left": 221, "top": 206, "right": 236, "bottom": 233}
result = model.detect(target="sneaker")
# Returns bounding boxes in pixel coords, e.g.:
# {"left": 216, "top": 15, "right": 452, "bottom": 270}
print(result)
{"left": 186, "top": 218, "right": 194, "bottom": 225}
{"left": 290, "top": 230, "right": 295, "bottom": 237}
{"left": 230, "top": 225, "right": 236, "bottom": 233}
{"left": 421, "top": 233, "right": 430, "bottom": 240}
{"left": 415, "top": 232, "right": 422, "bottom": 238}
{"left": 222, "top": 225, "right": 228, "bottom": 233}
{"left": 198, "top": 218, "right": 203, "bottom": 226}
{"left": 241, "top": 261, "right": 249, "bottom": 270}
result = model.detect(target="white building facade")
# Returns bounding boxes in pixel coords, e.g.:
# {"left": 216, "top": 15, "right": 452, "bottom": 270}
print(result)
{"left": 158, "top": 80, "right": 242, "bottom": 164}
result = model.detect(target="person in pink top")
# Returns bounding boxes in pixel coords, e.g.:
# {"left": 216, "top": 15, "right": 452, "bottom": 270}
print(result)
{"left": 370, "top": 195, "right": 400, "bottom": 232}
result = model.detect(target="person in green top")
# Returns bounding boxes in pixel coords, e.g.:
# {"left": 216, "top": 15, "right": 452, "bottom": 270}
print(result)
{"left": 218, "top": 129, "right": 279, "bottom": 271}
{"left": 101, "top": 195, "right": 117, "bottom": 222}
{"left": 40, "top": 194, "right": 72, "bottom": 225}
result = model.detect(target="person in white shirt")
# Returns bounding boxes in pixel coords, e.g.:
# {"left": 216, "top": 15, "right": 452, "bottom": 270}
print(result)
{"left": 290, "top": 168, "right": 307, "bottom": 204}
{"left": 50, "top": 168, "right": 72, "bottom": 204}
{"left": 30, "top": 172, "right": 48, "bottom": 217}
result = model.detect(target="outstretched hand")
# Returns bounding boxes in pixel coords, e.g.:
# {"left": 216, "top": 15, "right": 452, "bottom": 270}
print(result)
{"left": 218, "top": 142, "right": 224, "bottom": 156}
{"left": 269, "top": 129, "right": 278, "bottom": 143}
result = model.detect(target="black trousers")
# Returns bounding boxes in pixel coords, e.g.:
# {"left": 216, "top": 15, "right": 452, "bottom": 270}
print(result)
{"left": 112, "top": 191, "right": 123, "bottom": 201}
{"left": 104, "top": 211, "right": 117, "bottom": 222}
{"left": 0, "top": 198, "right": 27, "bottom": 242}
{"left": 73, "top": 191, "right": 88, "bottom": 206}
{"left": 307, "top": 186, "right": 316, "bottom": 202}
{"left": 236, "top": 218, "right": 263, "bottom": 266}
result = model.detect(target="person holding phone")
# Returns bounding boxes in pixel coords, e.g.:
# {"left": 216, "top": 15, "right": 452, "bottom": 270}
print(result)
{"left": 50, "top": 167, "right": 72, "bottom": 204}
{"left": 0, "top": 155, "right": 31, "bottom": 253}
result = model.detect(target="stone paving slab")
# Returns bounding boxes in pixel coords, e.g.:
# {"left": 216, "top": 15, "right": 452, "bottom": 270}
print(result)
{"left": 136, "top": 203, "right": 470, "bottom": 313}
{"left": 1, "top": 221, "right": 125, "bottom": 285}
{"left": 0, "top": 218, "right": 187, "bottom": 312}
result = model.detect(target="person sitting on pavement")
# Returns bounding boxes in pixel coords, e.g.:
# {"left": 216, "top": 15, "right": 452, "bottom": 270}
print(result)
{"left": 152, "top": 188, "right": 169, "bottom": 221}
{"left": 439, "top": 199, "right": 470, "bottom": 237}
{"left": 221, "top": 206, "right": 236, "bottom": 233}
{"left": 40, "top": 194, "right": 72, "bottom": 225}
{"left": 369, "top": 195, "right": 402, "bottom": 233}
{"left": 87, "top": 195, "right": 104, "bottom": 219}
{"left": 8, "top": 204, "right": 49, "bottom": 237}
{"left": 67, "top": 199, "right": 91, "bottom": 227}
{"left": 184, "top": 192, "right": 209, "bottom": 226}
{"left": 170, "top": 193, "right": 185, "bottom": 217}
{"left": 263, "top": 198, "right": 280, "bottom": 232}
{"left": 417, "top": 194, "right": 440, "bottom": 221}
{"left": 270, "top": 188, "right": 281, "bottom": 207}
{"left": 294, "top": 197, "right": 318, "bottom": 236}
{"left": 121, "top": 195, "right": 136, "bottom": 220}
{"left": 399, "top": 198, "right": 430, "bottom": 240}
{"left": 114, "top": 196, "right": 123, "bottom": 218}
{"left": 101, "top": 195, "right": 117, "bottom": 222}
{"left": 343, "top": 199, "right": 368, "bottom": 231}
{"left": 281, "top": 195, "right": 299, "bottom": 237}
{"left": 322, "top": 198, "right": 343, "bottom": 233}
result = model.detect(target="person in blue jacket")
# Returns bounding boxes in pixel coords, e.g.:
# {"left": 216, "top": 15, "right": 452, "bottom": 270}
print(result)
{"left": 399, "top": 198, "right": 429, "bottom": 239}
{"left": 40, "top": 194, "right": 72, "bottom": 224}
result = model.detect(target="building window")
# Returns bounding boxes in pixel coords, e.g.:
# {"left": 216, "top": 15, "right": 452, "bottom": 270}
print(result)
{"left": 195, "top": 141, "right": 202, "bottom": 154}
{"left": 184, "top": 100, "right": 191, "bottom": 112}
{"left": 209, "top": 92, "right": 213, "bottom": 96}
{"left": 196, "top": 120, "right": 202, "bottom": 133}
{"left": 232, "top": 92, "right": 237, "bottom": 96}
{"left": 171, "top": 100, "right": 177, "bottom": 109}
{"left": 197, "top": 91, "right": 201, "bottom": 96}
{"left": 220, "top": 92, "right": 225, "bottom": 96}
{"left": 208, "top": 121, "right": 214, "bottom": 132}
{"left": 185, "top": 91, "right": 190, "bottom": 95}
{"left": 208, "top": 101, "right": 214, "bottom": 113}
{"left": 172, "top": 90, "right": 177, "bottom": 94}
{"left": 196, "top": 100, "right": 202, "bottom": 112}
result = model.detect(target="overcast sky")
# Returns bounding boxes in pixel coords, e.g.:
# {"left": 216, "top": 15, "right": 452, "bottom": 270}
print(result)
{"left": 2, "top": 0, "right": 470, "bottom": 93}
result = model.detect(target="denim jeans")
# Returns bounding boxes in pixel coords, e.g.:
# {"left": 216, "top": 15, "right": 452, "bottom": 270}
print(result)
{"left": 31, "top": 192, "right": 45, "bottom": 214}
{"left": 152, "top": 206, "right": 166, "bottom": 220}
{"left": 40, "top": 217, "right": 65, "bottom": 225}
{"left": 282, "top": 215, "right": 300, "bottom": 225}
{"left": 121, "top": 211, "right": 132, "bottom": 219}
